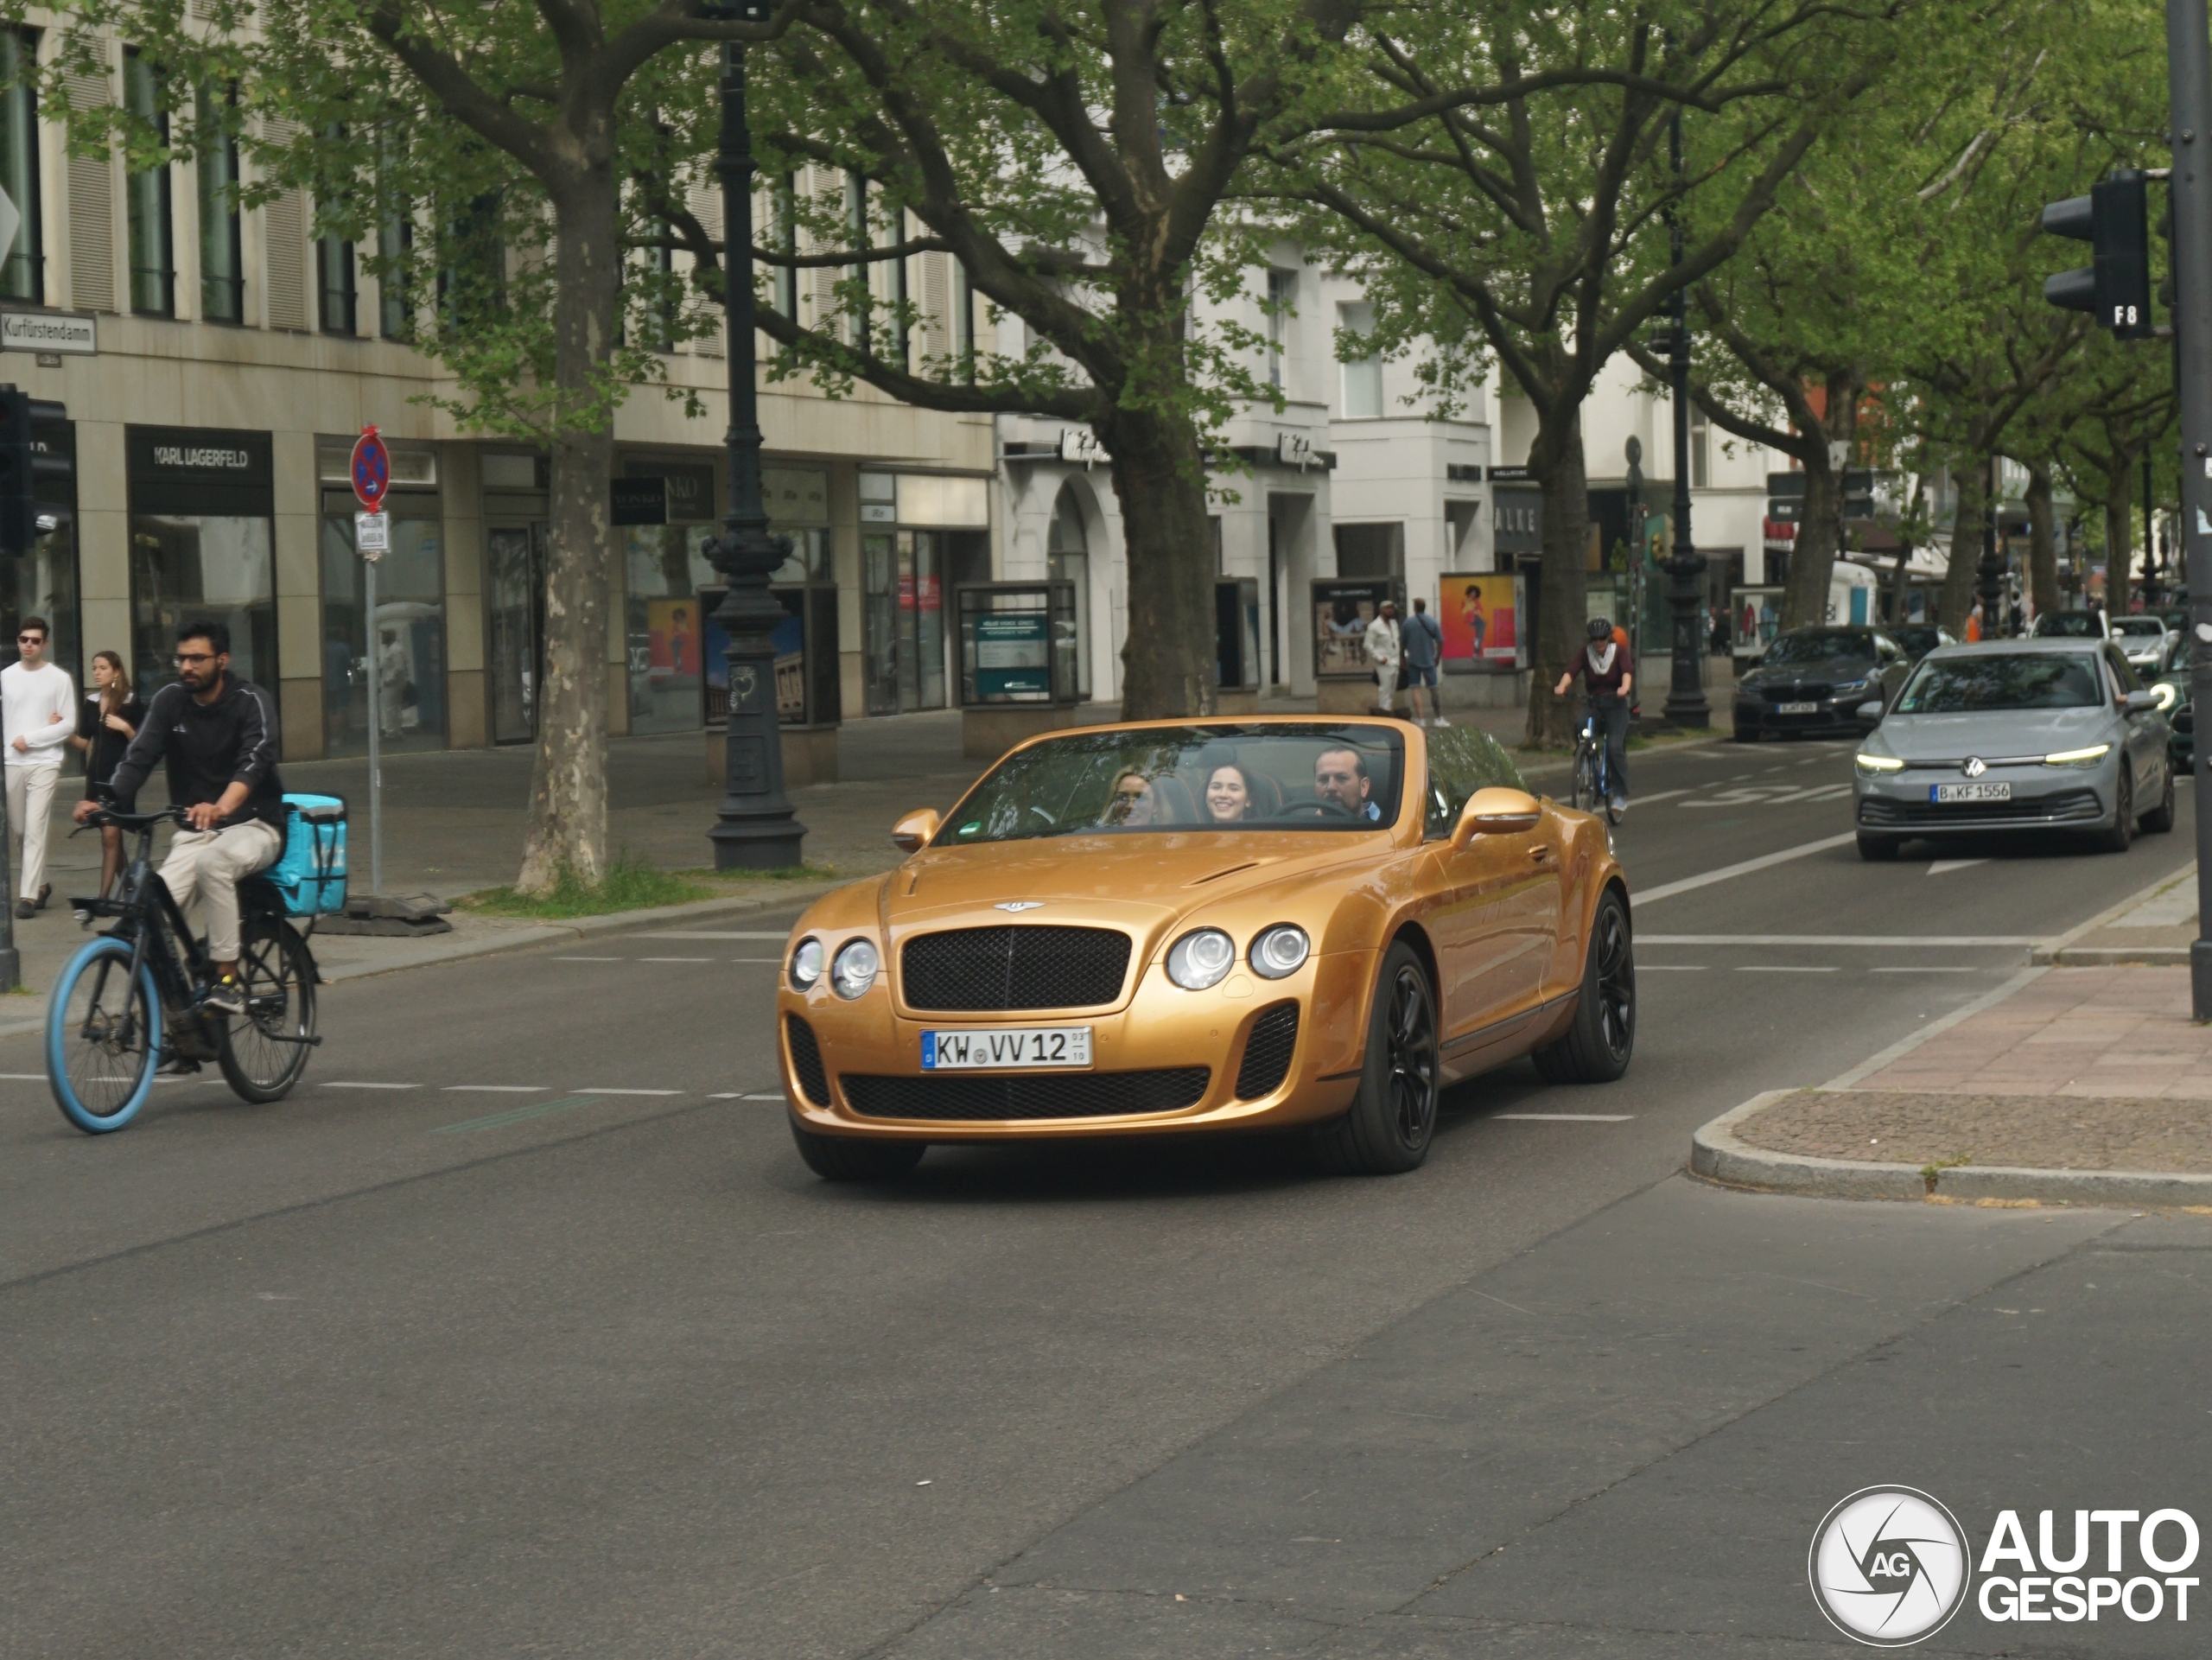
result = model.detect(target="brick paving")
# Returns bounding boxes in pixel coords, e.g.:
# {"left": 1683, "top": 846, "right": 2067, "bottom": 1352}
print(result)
{"left": 1732, "top": 964, "right": 2212, "bottom": 1177}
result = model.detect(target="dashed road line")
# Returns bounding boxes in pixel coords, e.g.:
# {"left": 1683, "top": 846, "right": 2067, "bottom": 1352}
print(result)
{"left": 1735, "top": 965, "right": 1840, "bottom": 973}
{"left": 1494, "top": 1113, "right": 1636, "bottom": 1123}
{"left": 322, "top": 1080, "right": 421, "bottom": 1090}
{"left": 552, "top": 956, "right": 623, "bottom": 962}
{"left": 575, "top": 1087, "right": 682, "bottom": 1097}
{"left": 639, "top": 957, "right": 713, "bottom": 964}
{"left": 1634, "top": 832, "right": 1859, "bottom": 906}
{"left": 444, "top": 1084, "right": 547, "bottom": 1092}
{"left": 1870, "top": 966, "right": 1984, "bottom": 974}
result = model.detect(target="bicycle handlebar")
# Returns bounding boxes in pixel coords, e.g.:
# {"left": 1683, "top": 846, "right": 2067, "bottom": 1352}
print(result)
{"left": 79, "top": 805, "right": 190, "bottom": 830}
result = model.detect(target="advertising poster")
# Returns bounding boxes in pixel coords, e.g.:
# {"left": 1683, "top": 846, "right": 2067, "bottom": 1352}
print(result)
{"left": 702, "top": 590, "right": 809, "bottom": 723}
{"left": 1440, "top": 573, "right": 1522, "bottom": 671}
{"left": 1313, "top": 578, "right": 1400, "bottom": 677}
{"left": 1732, "top": 586, "right": 1783, "bottom": 661}
{"left": 646, "top": 599, "right": 702, "bottom": 677}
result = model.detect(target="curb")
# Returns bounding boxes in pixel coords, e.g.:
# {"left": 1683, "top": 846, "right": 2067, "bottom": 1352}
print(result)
{"left": 1690, "top": 1090, "right": 2212, "bottom": 1208}
{"left": 2028, "top": 862, "right": 2196, "bottom": 965}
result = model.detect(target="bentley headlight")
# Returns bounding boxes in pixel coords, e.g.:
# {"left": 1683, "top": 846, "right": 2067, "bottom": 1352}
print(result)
{"left": 2044, "top": 744, "right": 2113, "bottom": 767}
{"left": 790, "top": 936, "right": 823, "bottom": 991}
{"left": 1249, "top": 925, "right": 1312, "bottom": 979}
{"left": 1166, "top": 928, "right": 1236, "bottom": 990}
{"left": 1854, "top": 753, "right": 1904, "bottom": 774}
{"left": 830, "top": 938, "right": 880, "bottom": 999}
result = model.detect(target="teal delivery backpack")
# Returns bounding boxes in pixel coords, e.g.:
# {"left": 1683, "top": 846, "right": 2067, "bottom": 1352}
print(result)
{"left": 270, "top": 794, "right": 348, "bottom": 916}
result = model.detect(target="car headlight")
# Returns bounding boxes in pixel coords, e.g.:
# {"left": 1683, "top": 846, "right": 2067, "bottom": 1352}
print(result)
{"left": 2044, "top": 743, "right": 2113, "bottom": 767}
{"left": 1834, "top": 678, "right": 1868, "bottom": 696}
{"left": 790, "top": 936, "right": 823, "bottom": 991}
{"left": 1166, "top": 928, "right": 1236, "bottom": 990}
{"left": 830, "top": 938, "right": 880, "bottom": 999}
{"left": 1249, "top": 924, "right": 1312, "bottom": 979}
{"left": 1854, "top": 753, "right": 1904, "bottom": 774}
{"left": 2152, "top": 682, "right": 2180, "bottom": 711}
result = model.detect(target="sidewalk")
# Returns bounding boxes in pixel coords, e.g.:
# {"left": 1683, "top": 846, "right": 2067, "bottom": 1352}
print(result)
{"left": 1694, "top": 962, "right": 2212, "bottom": 1205}
{"left": 2031, "top": 862, "right": 2198, "bottom": 964}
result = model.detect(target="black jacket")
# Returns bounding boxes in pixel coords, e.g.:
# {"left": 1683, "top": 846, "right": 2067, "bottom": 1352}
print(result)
{"left": 109, "top": 676, "right": 285, "bottom": 830}
{"left": 77, "top": 691, "right": 149, "bottom": 791}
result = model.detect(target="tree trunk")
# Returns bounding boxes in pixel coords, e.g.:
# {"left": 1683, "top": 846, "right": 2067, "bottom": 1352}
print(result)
{"left": 1524, "top": 417, "right": 1591, "bottom": 747}
{"left": 2104, "top": 456, "right": 2135, "bottom": 614}
{"left": 2024, "top": 461, "right": 2060, "bottom": 622}
{"left": 1782, "top": 460, "right": 1840, "bottom": 630}
{"left": 1939, "top": 460, "right": 1987, "bottom": 635}
{"left": 1108, "top": 406, "right": 1217, "bottom": 719}
{"left": 516, "top": 174, "right": 621, "bottom": 894}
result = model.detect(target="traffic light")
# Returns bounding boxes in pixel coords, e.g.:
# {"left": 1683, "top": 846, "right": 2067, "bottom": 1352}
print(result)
{"left": 2041, "top": 169, "right": 2153, "bottom": 338}
{"left": 0, "top": 385, "right": 67, "bottom": 559}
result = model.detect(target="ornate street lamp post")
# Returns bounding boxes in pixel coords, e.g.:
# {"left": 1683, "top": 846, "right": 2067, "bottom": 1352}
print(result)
{"left": 1975, "top": 455, "right": 2005, "bottom": 636}
{"left": 1662, "top": 110, "right": 1710, "bottom": 727}
{"left": 703, "top": 8, "right": 807, "bottom": 869}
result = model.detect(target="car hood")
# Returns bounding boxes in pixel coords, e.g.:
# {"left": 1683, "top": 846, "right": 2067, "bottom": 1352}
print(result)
{"left": 1869, "top": 706, "right": 2113, "bottom": 761}
{"left": 884, "top": 831, "right": 1390, "bottom": 938}
{"left": 1740, "top": 656, "right": 1879, "bottom": 687}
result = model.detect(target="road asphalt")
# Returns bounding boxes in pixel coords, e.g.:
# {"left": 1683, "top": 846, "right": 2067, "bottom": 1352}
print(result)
{"left": 3, "top": 735, "right": 2203, "bottom": 1657}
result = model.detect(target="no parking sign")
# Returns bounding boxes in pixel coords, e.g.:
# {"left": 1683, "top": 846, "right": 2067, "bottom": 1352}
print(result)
{"left": 350, "top": 425, "right": 390, "bottom": 512}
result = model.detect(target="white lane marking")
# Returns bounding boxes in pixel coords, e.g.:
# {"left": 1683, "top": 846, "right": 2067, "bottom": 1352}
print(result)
{"left": 575, "top": 1087, "right": 682, "bottom": 1097}
{"left": 1927, "top": 859, "right": 1989, "bottom": 875}
{"left": 0, "top": 1072, "right": 42, "bottom": 1079}
{"left": 742, "top": 1092, "right": 785, "bottom": 1101}
{"left": 1638, "top": 964, "right": 1707, "bottom": 971}
{"left": 707, "top": 1092, "right": 741, "bottom": 1099}
{"left": 1633, "top": 833, "right": 1859, "bottom": 906}
{"left": 1736, "top": 965, "right": 1840, "bottom": 973}
{"left": 1626, "top": 786, "right": 1699, "bottom": 807}
{"left": 553, "top": 956, "right": 623, "bottom": 962}
{"left": 640, "top": 957, "right": 713, "bottom": 964}
{"left": 635, "top": 931, "right": 791, "bottom": 940}
{"left": 444, "top": 1084, "right": 547, "bottom": 1093}
{"left": 1871, "top": 966, "right": 1983, "bottom": 973}
{"left": 1638, "top": 934, "right": 2036, "bottom": 947}
{"left": 1681, "top": 783, "right": 1852, "bottom": 808}
{"left": 1495, "top": 1120, "right": 1637, "bottom": 1133}
{"left": 322, "top": 1081, "right": 420, "bottom": 1090}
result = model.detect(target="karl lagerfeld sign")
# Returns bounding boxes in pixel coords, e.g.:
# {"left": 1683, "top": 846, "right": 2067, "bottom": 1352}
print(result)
{"left": 126, "top": 425, "right": 275, "bottom": 516}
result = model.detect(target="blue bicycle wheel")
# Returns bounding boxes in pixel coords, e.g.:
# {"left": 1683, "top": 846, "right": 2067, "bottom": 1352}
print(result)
{"left": 48, "top": 936, "right": 162, "bottom": 1134}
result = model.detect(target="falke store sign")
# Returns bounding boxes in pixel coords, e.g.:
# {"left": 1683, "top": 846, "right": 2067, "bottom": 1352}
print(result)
{"left": 126, "top": 425, "right": 274, "bottom": 517}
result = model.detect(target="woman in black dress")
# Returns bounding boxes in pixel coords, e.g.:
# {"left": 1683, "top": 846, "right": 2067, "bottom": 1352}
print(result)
{"left": 72, "top": 651, "right": 145, "bottom": 898}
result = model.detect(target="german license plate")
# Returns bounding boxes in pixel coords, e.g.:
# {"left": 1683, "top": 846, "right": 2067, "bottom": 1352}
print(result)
{"left": 1776, "top": 701, "right": 1820, "bottom": 716}
{"left": 922, "top": 1027, "right": 1092, "bottom": 1070}
{"left": 1932, "top": 782, "right": 2010, "bottom": 803}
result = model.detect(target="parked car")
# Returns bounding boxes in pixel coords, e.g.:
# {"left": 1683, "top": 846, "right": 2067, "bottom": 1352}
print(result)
{"left": 1732, "top": 626, "right": 1911, "bottom": 740}
{"left": 2030, "top": 610, "right": 2109, "bottom": 640}
{"left": 1887, "top": 623, "right": 1958, "bottom": 663}
{"left": 777, "top": 720, "right": 1632, "bottom": 1180}
{"left": 2152, "top": 630, "right": 2194, "bottom": 773}
{"left": 1853, "top": 639, "right": 2174, "bottom": 859}
{"left": 2109, "top": 614, "right": 2171, "bottom": 673}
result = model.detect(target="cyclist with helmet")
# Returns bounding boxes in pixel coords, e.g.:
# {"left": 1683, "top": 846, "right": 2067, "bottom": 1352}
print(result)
{"left": 1553, "top": 616, "right": 1633, "bottom": 814}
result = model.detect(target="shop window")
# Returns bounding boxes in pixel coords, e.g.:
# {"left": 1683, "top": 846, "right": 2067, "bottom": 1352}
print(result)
{"left": 620, "top": 461, "right": 723, "bottom": 735}
{"left": 196, "top": 83, "right": 243, "bottom": 322}
{"left": 319, "top": 232, "right": 355, "bottom": 334}
{"left": 129, "top": 516, "right": 274, "bottom": 699}
{"left": 1334, "top": 522, "right": 1404, "bottom": 579}
{"left": 3, "top": 416, "right": 79, "bottom": 685}
{"left": 320, "top": 505, "right": 444, "bottom": 754}
{"left": 124, "top": 48, "right": 175, "bottom": 317}
{"left": 0, "top": 31, "right": 42, "bottom": 303}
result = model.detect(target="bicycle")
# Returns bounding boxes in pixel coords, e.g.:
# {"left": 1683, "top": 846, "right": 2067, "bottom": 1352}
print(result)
{"left": 48, "top": 805, "right": 321, "bottom": 1134}
{"left": 1570, "top": 703, "right": 1625, "bottom": 827}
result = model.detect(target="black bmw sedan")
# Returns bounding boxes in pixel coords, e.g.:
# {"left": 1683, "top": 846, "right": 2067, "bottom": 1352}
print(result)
{"left": 1733, "top": 626, "right": 1911, "bottom": 741}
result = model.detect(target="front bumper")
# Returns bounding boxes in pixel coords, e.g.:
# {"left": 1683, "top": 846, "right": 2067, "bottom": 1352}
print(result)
{"left": 1734, "top": 694, "right": 1876, "bottom": 737}
{"left": 1853, "top": 763, "right": 2115, "bottom": 835}
{"left": 775, "top": 950, "right": 1376, "bottom": 1140}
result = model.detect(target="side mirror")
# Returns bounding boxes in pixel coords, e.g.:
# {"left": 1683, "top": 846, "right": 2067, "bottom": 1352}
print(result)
{"left": 891, "top": 808, "right": 941, "bottom": 853}
{"left": 2125, "top": 690, "right": 2158, "bottom": 714}
{"left": 1452, "top": 786, "right": 1543, "bottom": 848}
{"left": 1857, "top": 698, "right": 1885, "bottom": 723}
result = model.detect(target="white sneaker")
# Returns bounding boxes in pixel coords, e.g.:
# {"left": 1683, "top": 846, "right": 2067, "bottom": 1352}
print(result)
{"left": 1611, "top": 796, "right": 1628, "bottom": 815}
{"left": 1433, "top": 716, "right": 1452, "bottom": 728}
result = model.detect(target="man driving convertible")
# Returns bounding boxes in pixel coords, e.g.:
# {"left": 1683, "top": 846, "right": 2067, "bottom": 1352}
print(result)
{"left": 74, "top": 620, "right": 285, "bottom": 1021}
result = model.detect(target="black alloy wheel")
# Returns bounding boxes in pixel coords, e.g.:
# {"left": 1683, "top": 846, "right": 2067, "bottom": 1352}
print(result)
{"left": 1533, "top": 887, "right": 1636, "bottom": 1084}
{"left": 1312, "top": 939, "right": 1440, "bottom": 1176}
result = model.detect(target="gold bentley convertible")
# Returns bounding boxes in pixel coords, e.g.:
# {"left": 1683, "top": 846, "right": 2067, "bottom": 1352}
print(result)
{"left": 777, "top": 718, "right": 1632, "bottom": 1179}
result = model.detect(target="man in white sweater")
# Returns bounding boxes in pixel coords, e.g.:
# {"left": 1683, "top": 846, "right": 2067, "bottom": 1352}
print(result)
{"left": 3, "top": 618, "right": 76, "bottom": 919}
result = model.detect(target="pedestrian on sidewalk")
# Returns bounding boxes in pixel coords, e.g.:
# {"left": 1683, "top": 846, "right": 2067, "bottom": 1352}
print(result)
{"left": 1402, "top": 598, "right": 1447, "bottom": 727}
{"left": 70, "top": 649, "right": 146, "bottom": 899}
{"left": 3, "top": 617, "right": 75, "bottom": 919}
{"left": 1364, "top": 600, "right": 1403, "bottom": 716}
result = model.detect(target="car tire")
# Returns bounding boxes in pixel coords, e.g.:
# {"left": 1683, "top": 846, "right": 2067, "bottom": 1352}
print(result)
{"left": 1311, "top": 939, "right": 1440, "bottom": 1176}
{"left": 2096, "top": 770, "right": 2135, "bottom": 855}
{"left": 2141, "top": 760, "right": 2177, "bottom": 834}
{"left": 789, "top": 1118, "right": 926, "bottom": 1181}
{"left": 1531, "top": 887, "right": 1635, "bottom": 1084}
{"left": 1857, "top": 833, "right": 1901, "bottom": 862}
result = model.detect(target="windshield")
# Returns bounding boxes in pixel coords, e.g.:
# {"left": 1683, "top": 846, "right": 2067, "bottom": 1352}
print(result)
{"left": 2113, "top": 618, "right": 2164, "bottom": 639}
{"left": 1759, "top": 630, "right": 1878, "bottom": 667}
{"left": 1892, "top": 626, "right": 1941, "bottom": 654}
{"left": 2035, "top": 613, "right": 2102, "bottom": 638}
{"left": 2168, "top": 634, "right": 2194, "bottom": 674}
{"left": 1894, "top": 653, "right": 2102, "bottom": 713}
{"left": 941, "top": 724, "right": 1407, "bottom": 844}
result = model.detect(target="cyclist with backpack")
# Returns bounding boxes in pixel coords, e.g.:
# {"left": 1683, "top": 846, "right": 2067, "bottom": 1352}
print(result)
{"left": 1553, "top": 615, "right": 1633, "bottom": 816}
{"left": 73, "top": 620, "right": 283, "bottom": 1021}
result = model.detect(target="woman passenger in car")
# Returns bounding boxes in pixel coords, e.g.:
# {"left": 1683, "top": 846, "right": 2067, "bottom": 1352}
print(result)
{"left": 1101, "top": 771, "right": 1159, "bottom": 827}
{"left": 1204, "top": 762, "right": 1261, "bottom": 823}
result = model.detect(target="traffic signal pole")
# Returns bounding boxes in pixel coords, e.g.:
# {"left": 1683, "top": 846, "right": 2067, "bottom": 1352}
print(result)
{"left": 2168, "top": 0, "right": 2212, "bottom": 1019}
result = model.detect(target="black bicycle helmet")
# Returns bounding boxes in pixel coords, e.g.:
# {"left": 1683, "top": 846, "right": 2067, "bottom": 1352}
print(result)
{"left": 1586, "top": 616, "right": 1614, "bottom": 640}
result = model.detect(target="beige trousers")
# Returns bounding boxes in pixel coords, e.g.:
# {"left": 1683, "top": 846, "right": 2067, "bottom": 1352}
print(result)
{"left": 5, "top": 762, "right": 59, "bottom": 900}
{"left": 160, "top": 820, "right": 283, "bottom": 960}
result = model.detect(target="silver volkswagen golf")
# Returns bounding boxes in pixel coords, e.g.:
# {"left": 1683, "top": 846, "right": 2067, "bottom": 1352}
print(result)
{"left": 1852, "top": 639, "right": 2174, "bottom": 860}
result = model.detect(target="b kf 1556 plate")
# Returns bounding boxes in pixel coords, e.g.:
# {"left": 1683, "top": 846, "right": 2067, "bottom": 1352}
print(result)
{"left": 922, "top": 1027, "right": 1093, "bottom": 1070}
{"left": 1931, "top": 782, "right": 2011, "bottom": 803}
